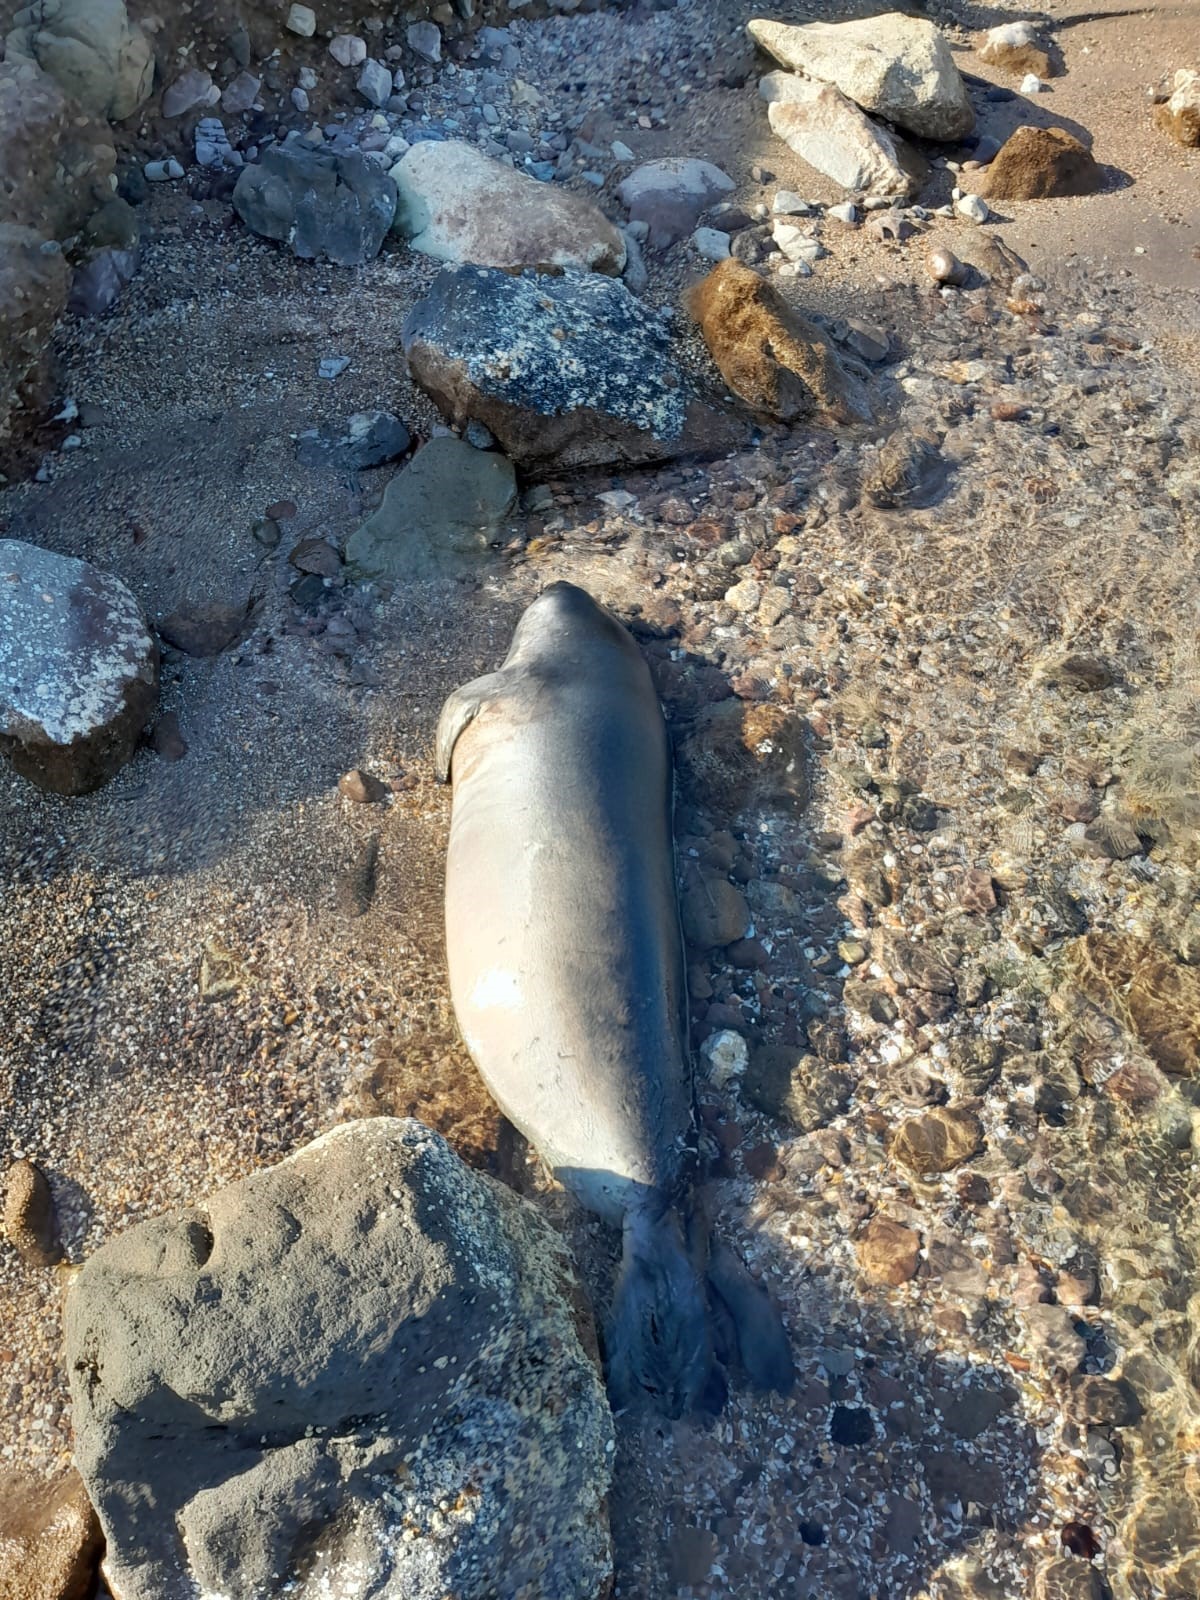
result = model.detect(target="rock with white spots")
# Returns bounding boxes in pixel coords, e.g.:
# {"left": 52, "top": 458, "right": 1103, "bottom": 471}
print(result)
{"left": 403, "top": 264, "right": 745, "bottom": 475}
{"left": 760, "top": 72, "right": 916, "bottom": 197}
{"left": 0, "top": 538, "right": 158, "bottom": 794}
{"left": 616, "top": 157, "right": 735, "bottom": 248}
{"left": 748, "top": 13, "right": 974, "bottom": 140}
{"left": 392, "top": 140, "right": 625, "bottom": 274}
{"left": 67, "top": 1119, "right": 613, "bottom": 1600}
{"left": 700, "top": 1030, "right": 749, "bottom": 1088}
{"left": 1155, "top": 67, "right": 1200, "bottom": 147}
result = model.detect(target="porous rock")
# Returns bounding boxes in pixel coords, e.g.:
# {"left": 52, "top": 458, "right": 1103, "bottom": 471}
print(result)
{"left": 686, "top": 259, "right": 872, "bottom": 425}
{"left": 66, "top": 1118, "right": 613, "bottom": 1600}
{"left": 3, "top": 1158, "right": 61, "bottom": 1267}
{"left": 982, "top": 126, "right": 1102, "bottom": 200}
{"left": 403, "top": 265, "right": 744, "bottom": 475}
{"left": 5, "top": 0, "right": 153, "bottom": 121}
{"left": 393, "top": 140, "right": 624, "bottom": 274}
{"left": 759, "top": 72, "right": 915, "bottom": 198}
{"left": 0, "top": 538, "right": 158, "bottom": 795}
{"left": 749, "top": 13, "right": 974, "bottom": 140}
{"left": 233, "top": 142, "right": 398, "bottom": 268}
{"left": 616, "top": 157, "right": 735, "bottom": 249}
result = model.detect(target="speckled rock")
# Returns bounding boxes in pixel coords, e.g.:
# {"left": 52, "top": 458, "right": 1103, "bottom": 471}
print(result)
{"left": 0, "top": 539, "right": 158, "bottom": 795}
{"left": 345, "top": 435, "right": 516, "bottom": 582}
{"left": 0, "top": 1469, "right": 103, "bottom": 1600}
{"left": 759, "top": 72, "right": 915, "bottom": 198}
{"left": 0, "top": 59, "right": 116, "bottom": 243}
{"left": 392, "top": 141, "right": 625, "bottom": 274}
{"left": 616, "top": 157, "right": 735, "bottom": 249}
{"left": 2, "top": 1158, "right": 61, "bottom": 1267}
{"left": 67, "top": 1119, "right": 613, "bottom": 1600}
{"left": 981, "top": 126, "right": 1103, "bottom": 200}
{"left": 5, "top": 0, "right": 153, "bottom": 122}
{"left": 0, "top": 226, "right": 70, "bottom": 445}
{"left": 403, "top": 265, "right": 744, "bottom": 475}
{"left": 687, "top": 259, "right": 873, "bottom": 425}
{"left": 233, "top": 143, "right": 398, "bottom": 268}
{"left": 749, "top": 13, "right": 974, "bottom": 140}
{"left": 743, "top": 1044, "right": 853, "bottom": 1131}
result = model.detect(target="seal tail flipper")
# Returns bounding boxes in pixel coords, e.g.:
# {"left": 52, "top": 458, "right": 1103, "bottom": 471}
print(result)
{"left": 606, "top": 1205, "right": 723, "bottom": 1419}
{"left": 706, "top": 1238, "right": 795, "bottom": 1395}
{"left": 434, "top": 671, "right": 508, "bottom": 783}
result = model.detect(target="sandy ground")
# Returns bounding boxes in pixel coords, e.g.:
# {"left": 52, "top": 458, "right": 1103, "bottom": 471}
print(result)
{"left": 2, "top": 0, "right": 1200, "bottom": 1595}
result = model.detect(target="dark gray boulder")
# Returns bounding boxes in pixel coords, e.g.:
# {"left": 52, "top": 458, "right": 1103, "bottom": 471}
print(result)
{"left": 66, "top": 1118, "right": 613, "bottom": 1600}
{"left": 0, "top": 538, "right": 158, "bottom": 794}
{"left": 295, "top": 410, "right": 411, "bottom": 471}
{"left": 233, "top": 143, "right": 397, "bottom": 267}
{"left": 402, "top": 265, "right": 745, "bottom": 475}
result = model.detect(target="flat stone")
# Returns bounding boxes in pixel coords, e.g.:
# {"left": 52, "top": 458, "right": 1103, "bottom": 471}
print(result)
{"left": 0, "top": 539, "right": 158, "bottom": 795}
{"left": 891, "top": 1106, "right": 984, "bottom": 1175}
{"left": 233, "top": 142, "right": 397, "bottom": 267}
{"left": 1064, "top": 932, "right": 1200, "bottom": 1076}
{"left": 982, "top": 125, "right": 1103, "bottom": 200}
{"left": 615, "top": 157, "right": 735, "bottom": 249}
{"left": 162, "top": 67, "right": 214, "bottom": 118}
{"left": 392, "top": 140, "right": 625, "bottom": 274}
{"left": 67, "top": 1119, "right": 612, "bottom": 1600}
{"left": 403, "top": 265, "right": 744, "bottom": 475}
{"left": 295, "top": 410, "right": 411, "bottom": 471}
{"left": 749, "top": 13, "right": 974, "bottom": 140}
{"left": 760, "top": 72, "right": 915, "bottom": 197}
{"left": 687, "top": 259, "right": 872, "bottom": 425}
{"left": 345, "top": 435, "right": 516, "bottom": 582}
{"left": 693, "top": 226, "right": 731, "bottom": 261}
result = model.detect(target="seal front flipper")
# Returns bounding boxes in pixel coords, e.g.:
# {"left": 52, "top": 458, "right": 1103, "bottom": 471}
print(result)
{"left": 434, "top": 672, "right": 508, "bottom": 783}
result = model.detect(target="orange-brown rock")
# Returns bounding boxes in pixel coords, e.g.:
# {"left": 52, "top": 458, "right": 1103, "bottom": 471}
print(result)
{"left": 892, "top": 1107, "right": 984, "bottom": 1175}
{"left": 1064, "top": 932, "right": 1200, "bottom": 1076}
{"left": 685, "top": 259, "right": 872, "bottom": 425}
{"left": 856, "top": 1217, "right": 922, "bottom": 1285}
{"left": 982, "top": 126, "right": 1102, "bottom": 201}
{"left": 0, "top": 1470, "right": 102, "bottom": 1600}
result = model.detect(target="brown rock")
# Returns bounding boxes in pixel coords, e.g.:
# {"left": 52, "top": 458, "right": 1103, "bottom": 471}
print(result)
{"left": 1032, "top": 1556, "right": 1109, "bottom": 1600}
{"left": 856, "top": 1217, "right": 921, "bottom": 1285}
{"left": 157, "top": 600, "right": 250, "bottom": 658}
{"left": 742, "top": 1045, "right": 853, "bottom": 1131}
{"left": 982, "top": 126, "right": 1102, "bottom": 201}
{"left": 864, "top": 428, "right": 948, "bottom": 508}
{"left": 288, "top": 538, "right": 342, "bottom": 579}
{"left": 1067, "top": 1373, "right": 1142, "bottom": 1427}
{"left": 891, "top": 1107, "right": 983, "bottom": 1175}
{"left": 0, "top": 225, "right": 70, "bottom": 447}
{"left": 1154, "top": 69, "right": 1200, "bottom": 147}
{"left": 685, "top": 258, "right": 872, "bottom": 425}
{"left": 2, "top": 1160, "right": 60, "bottom": 1267}
{"left": 1065, "top": 932, "right": 1200, "bottom": 1076}
{"left": 338, "top": 767, "right": 388, "bottom": 804}
{"left": 960, "top": 868, "right": 997, "bottom": 913}
{"left": 0, "top": 1468, "right": 101, "bottom": 1600}
{"left": 673, "top": 700, "right": 807, "bottom": 817}
{"left": 679, "top": 866, "right": 750, "bottom": 949}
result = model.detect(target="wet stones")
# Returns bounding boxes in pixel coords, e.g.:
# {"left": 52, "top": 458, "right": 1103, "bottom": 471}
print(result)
{"left": 673, "top": 700, "right": 808, "bottom": 819}
{"left": 982, "top": 127, "right": 1103, "bottom": 201}
{"left": 392, "top": 142, "right": 625, "bottom": 274}
{"left": 1064, "top": 932, "right": 1200, "bottom": 1077}
{"left": 742, "top": 1044, "right": 853, "bottom": 1131}
{"left": 1020, "top": 1303, "right": 1086, "bottom": 1372}
{"left": 1032, "top": 1557, "right": 1110, "bottom": 1600}
{"left": 66, "top": 1119, "right": 613, "bottom": 1600}
{"left": 295, "top": 411, "right": 411, "bottom": 472}
{"left": 3, "top": 1158, "right": 60, "bottom": 1267}
{"left": 855, "top": 1216, "right": 921, "bottom": 1285}
{"left": 1154, "top": 68, "right": 1200, "bottom": 147}
{"left": 403, "top": 266, "right": 743, "bottom": 475}
{"left": 616, "top": 157, "right": 735, "bottom": 249}
{"left": 345, "top": 435, "right": 516, "bottom": 582}
{"left": 749, "top": 13, "right": 974, "bottom": 140}
{"left": 0, "top": 539, "right": 158, "bottom": 795}
{"left": 1067, "top": 1373, "right": 1142, "bottom": 1427}
{"left": 686, "top": 259, "right": 872, "bottom": 426}
{"left": 891, "top": 1106, "right": 983, "bottom": 1175}
{"left": 233, "top": 143, "right": 397, "bottom": 268}
{"left": 863, "top": 428, "right": 949, "bottom": 508}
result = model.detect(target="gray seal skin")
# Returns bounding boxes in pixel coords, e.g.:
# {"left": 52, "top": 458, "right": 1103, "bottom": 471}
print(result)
{"left": 437, "top": 581, "right": 793, "bottom": 1417}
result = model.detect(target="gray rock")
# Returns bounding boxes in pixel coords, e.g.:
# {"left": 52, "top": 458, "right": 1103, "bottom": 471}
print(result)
{"left": 329, "top": 33, "right": 367, "bottom": 68}
{"left": 162, "top": 68, "right": 215, "bottom": 119}
{"left": 391, "top": 141, "right": 625, "bottom": 274}
{"left": 346, "top": 435, "right": 516, "bottom": 581}
{"left": 403, "top": 265, "right": 744, "bottom": 475}
{"left": 5, "top": 0, "right": 153, "bottom": 121}
{"left": 0, "top": 59, "right": 115, "bottom": 243}
{"left": 286, "top": 2, "right": 315, "bottom": 36}
{"left": 295, "top": 410, "right": 411, "bottom": 471}
{"left": 760, "top": 72, "right": 915, "bottom": 197}
{"left": 693, "top": 226, "right": 731, "bottom": 261}
{"left": 616, "top": 157, "right": 735, "bottom": 249}
{"left": 233, "top": 143, "right": 398, "bottom": 268}
{"left": 358, "top": 58, "right": 392, "bottom": 109}
{"left": 221, "top": 71, "right": 260, "bottom": 116}
{"left": 194, "top": 117, "right": 234, "bottom": 170}
{"left": 0, "top": 538, "right": 158, "bottom": 794}
{"left": 407, "top": 19, "right": 442, "bottom": 63}
{"left": 144, "top": 159, "right": 184, "bottom": 182}
{"left": 67, "top": 1119, "right": 612, "bottom": 1600}
{"left": 68, "top": 246, "right": 138, "bottom": 317}
{"left": 0, "top": 226, "right": 69, "bottom": 445}
{"left": 748, "top": 13, "right": 974, "bottom": 141}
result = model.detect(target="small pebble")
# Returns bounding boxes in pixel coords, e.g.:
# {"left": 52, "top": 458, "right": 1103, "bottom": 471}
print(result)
{"left": 1021, "top": 72, "right": 1045, "bottom": 93}
{"left": 955, "top": 193, "right": 990, "bottom": 224}
{"left": 329, "top": 34, "right": 367, "bottom": 68}
{"left": 319, "top": 357, "right": 351, "bottom": 380}
{"left": 144, "top": 159, "right": 184, "bottom": 182}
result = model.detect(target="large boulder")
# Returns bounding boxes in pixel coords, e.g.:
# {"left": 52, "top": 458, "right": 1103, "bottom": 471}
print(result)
{"left": 403, "top": 265, "right": 745, "bottom": 475}
{"left": 0, "top": 538, "right": 158, "bottom": 795}
{"left": 981, "top": 126, "right": 1102, "bottom": 200}
{"left": 748, "top": 13, "right": 975, "bottom": 141}
{"left": 0, "top": 59, "right": 116, "bottom": 242}
{"left": 5, "top": 0, "right": 153, "bottom": 122}
{"left": 760, "top": 72, "right": 915, "bottom": 198}
{"left": 686, "top": 259, "right": 872, "bottom": 425}
{"left": 233, "top": 142, "right": 398, "bottom": 267}
{"left": 0, "top": 226, "right": 70, "bottom": 445}
{"left": 615, "top": 157, "right": 735, "bottom": 249}
{"left": 392, "top": 141, "right": 625, "bottom": 274}
{"left": 66, "top": 1118, "right": 613, "bottom": 1600}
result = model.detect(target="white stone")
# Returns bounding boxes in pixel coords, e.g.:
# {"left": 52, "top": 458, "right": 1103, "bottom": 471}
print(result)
{"left": 285, "top": 3, "right": 316, "bottom": 38}
{"left": 611, "top": 140, "right": 634, "bottom": 162}
{"left": 772, "top": 220, "right": 825, "bottom": 262}
{"left": 955, "top": 192, "right": 990, "bottom": 223}
{"left": 1020, "top": 72, "right": 1044, "bottom": 94}
{"left": 298, "top": 67, "right": 318, "bottom": 90}
{"left": 291, "top": 87, "right": 309, "bottom": 113}
{"left": 692, "top": 226, "right": 730, "bottom": 261}
{"left": 700, "top": 1030, "right": 749, "bottom": 1089}
{"left": 827, "top": 200, "right": 860, "bottom": 225}
{"left": 357, "top": 59, "right": 392, "bottom": 108}
{"left": 329, "top": 33, "right": 367, "bottom": 68}
{"left": 748, "top": 12, "right": 974, "bottom": 140}
{"left": 772, "top": 189, "right": 813, "bottom": 215}
{"left": 761, "top": 73, "right": 914, "bottom": 197}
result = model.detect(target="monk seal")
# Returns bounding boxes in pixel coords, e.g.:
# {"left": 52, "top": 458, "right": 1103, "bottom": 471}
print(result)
{"left": 436, "top": 581, "right": 793, "bottom": 1416}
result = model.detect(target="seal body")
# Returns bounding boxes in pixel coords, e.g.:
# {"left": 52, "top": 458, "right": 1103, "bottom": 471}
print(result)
{"left": 438, "top": 583, "right": 792, "bottom": 1415}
